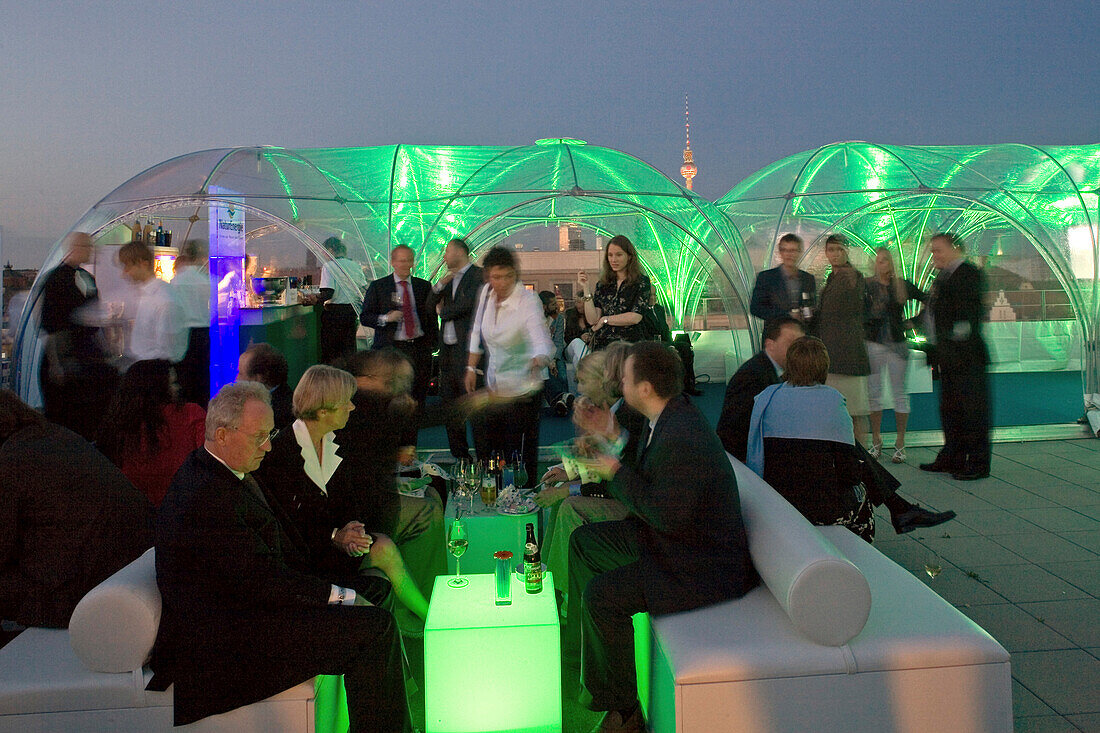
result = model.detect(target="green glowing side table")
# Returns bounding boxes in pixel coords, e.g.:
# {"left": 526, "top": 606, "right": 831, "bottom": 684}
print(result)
{"left": 424, "top": 572, "right": 562, "bottom": 732}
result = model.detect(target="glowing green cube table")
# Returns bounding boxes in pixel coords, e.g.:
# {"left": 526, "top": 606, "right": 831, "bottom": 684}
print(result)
{"left": 424, "top": 572, "right": 561, "bottom": 733}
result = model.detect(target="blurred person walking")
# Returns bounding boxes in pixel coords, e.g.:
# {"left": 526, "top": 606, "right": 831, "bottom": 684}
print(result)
{"left": 317, "top": 236, "right": 368, "bottom": 365}
{"left": 171, "top": 240, "right": 211, "bottom": 407}
{"left": 466, "top": 246, "right": 554, "bottom": 486}
{"left": 38, "top": 232, "right": 118, "bottom": 440}
{"left": 750, "top": 233, "right": 816, "bottom": 323}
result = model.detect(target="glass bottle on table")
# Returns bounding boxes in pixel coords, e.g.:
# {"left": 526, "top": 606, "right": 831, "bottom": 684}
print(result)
{"left": 524, "top": 523, "right": 543, "bottom": 594}
{"left": 447, "top": 517, "right": 469, "bottom": 588}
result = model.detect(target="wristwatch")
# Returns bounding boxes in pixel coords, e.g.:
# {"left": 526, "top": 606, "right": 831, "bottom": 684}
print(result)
{"left": 602, "top": 317, "right": 608, "bottom": 326}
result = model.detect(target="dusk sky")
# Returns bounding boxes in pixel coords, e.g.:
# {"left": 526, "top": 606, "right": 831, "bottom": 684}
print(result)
{"left": 2, "top": 0, "right": 1098, "bottom": 267}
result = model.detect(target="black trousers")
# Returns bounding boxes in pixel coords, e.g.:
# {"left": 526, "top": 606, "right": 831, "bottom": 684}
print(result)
{"left": 320, "top": 304, "right": 359, "bottom": 365}
{"left": 471, "top": 391, "right": 539, "bottom": 488}
{"left": 391, "top": 337, "right": 433, "bottom": 445}
{"left": 438, "top": 343, "right": 472, "bottom": 460}
{"left": 177, "top": 327, "right": 210, "bottom": 407}
{"left": 936, "top": 351, "right": 991, "bottom": 472}
{"left": 568, "top": 520, "right": 648, "bottom": 712}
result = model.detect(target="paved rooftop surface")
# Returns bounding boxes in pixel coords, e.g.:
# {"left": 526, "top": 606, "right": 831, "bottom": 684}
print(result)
{"left": 872, "top": 437, "right": 1100, "bottom": 733}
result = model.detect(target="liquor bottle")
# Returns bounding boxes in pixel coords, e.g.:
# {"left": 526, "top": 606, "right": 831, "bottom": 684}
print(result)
{"left": 155, "top": 221, "right": 165, "bottom": 246}
{"left": 524, "top": 523, "right": 542, "bottom": 594}
{"left": 131, "top": 220, "right": 143, "bottom": 243}
{"left": 142, "top": 220, "right": 155, "bottom": 245}
{"left": 493, "top": 452, "right": 504, "bottom": 496}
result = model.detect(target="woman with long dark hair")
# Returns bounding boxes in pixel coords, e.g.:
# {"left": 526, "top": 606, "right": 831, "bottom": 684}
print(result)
{"left": 577, "top": 234, "right": 652, "bottom": 351}
{"left": 97, "top": 359, "right": 205, "bottom": 507}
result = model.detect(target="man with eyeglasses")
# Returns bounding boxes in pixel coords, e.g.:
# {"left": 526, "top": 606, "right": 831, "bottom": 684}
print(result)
{"left": 749, "top": 233, "right": 817, "bottom": 323}
{"left": 151, "top": 381, "right": 407, "bottom": 731}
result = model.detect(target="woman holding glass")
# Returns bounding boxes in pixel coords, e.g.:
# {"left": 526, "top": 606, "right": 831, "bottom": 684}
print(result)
{"left": 577, "top": 235, "right": 652, "bottom": 351}
{"left": 465, "top": 246, "right": 554, "bottom": 488}
{"left": 256, "top": 364, "right": 429, "bottom": 620}
{"left": 865, "top": 247, "right": 925, "bottom": 463}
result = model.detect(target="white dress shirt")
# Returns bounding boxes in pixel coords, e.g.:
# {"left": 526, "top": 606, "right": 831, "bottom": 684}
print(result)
{"left": 171, "top": 264, "right": 211, "bottom": 329}
{"left": 128, "top": 277, "right": 187, "bottom": 362}
{"left": 320, "top": 257, "right": 368, "bottom": 312}
{"left": 468, "top": 284, "right": 554, "bottom": 397}
{"left": 291, "top": 419, "right": 343, "bottom": 495}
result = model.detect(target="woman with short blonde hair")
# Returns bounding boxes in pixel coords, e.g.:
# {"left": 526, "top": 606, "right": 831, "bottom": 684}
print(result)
{"left": 256, "top": 364, "right": 429, "bottom": 621}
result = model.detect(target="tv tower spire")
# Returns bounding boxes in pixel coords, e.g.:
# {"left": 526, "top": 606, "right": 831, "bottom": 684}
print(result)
{"left": 680, "top": 95, "right": 697, "bottom": 190}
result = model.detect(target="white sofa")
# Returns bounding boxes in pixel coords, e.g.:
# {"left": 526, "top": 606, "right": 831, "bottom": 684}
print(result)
{"left": 636, "top": 457, "right": 1013, "bottom": 733}
{"left": 0, "top": 548, "right": 320, "bottom": 733}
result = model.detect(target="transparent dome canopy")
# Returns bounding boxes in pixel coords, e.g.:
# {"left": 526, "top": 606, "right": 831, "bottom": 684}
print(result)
{"left": 11, "top": 140, "right": 754, "bottom": 400}
{"left": 717, "top": 141, "right": 1100, "bottom": 390}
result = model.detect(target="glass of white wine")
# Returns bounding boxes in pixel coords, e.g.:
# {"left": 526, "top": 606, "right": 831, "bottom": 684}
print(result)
{"left": 447, "top": 517, "right": 469, "bottom": 588}
{"left": 923, "top": 547, "right": 944, "bottom": 580}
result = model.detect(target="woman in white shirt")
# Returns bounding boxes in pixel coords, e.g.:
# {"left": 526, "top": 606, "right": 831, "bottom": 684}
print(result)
{"left": 255, "top": 364, "right": 429, "bottom": 620}
{"left": 465, "top": 246, "right": 554, "bottom": 487}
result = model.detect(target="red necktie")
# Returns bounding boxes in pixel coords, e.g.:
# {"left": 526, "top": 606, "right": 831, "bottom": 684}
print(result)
{"left": 400, "top": 280, "right": 416, "bottom": 339}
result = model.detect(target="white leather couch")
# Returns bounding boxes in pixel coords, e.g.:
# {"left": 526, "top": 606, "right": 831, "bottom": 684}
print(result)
{"left": 636, "top": 457, "right": 1013, "bottom": 733}
{"left": 0, "top": 548, "right": 320, "bottom": 733}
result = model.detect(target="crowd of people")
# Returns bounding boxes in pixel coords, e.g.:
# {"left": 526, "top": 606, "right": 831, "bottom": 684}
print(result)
{"left": 2, "top": 228, "right": 986, "bottom": 732}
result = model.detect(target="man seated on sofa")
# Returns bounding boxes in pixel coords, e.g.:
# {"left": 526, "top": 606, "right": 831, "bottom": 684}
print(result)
{"left": 150, "top": 381, "right": 407, "bottom": 732}
{"left": 715, "top": 317, "right": 956, "bottom": 535}
{"left": 0, "top": 389, "right": 154, "bottom": 630}
{"left": 568, "top": 342, "right": 757, "bottom": 733}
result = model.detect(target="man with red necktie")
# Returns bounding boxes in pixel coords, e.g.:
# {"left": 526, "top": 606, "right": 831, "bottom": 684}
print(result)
{"left": 361, "top": 245, "right": 439, "bottom": 435}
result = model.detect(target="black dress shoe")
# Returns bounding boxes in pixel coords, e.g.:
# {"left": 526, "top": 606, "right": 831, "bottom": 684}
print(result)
{"left": 952, "top": 468, "right": 990, "bottom": 481}
{"left": 892, "top": 506, "right": 958, "bottom": 534}
{"left": 919, "top": 461, "right": 955, "bottom": 473}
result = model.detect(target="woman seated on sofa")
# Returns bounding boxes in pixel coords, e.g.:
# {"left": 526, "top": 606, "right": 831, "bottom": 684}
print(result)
{"left": 745, "top": 336, "right": 875, "bottom": 541}
{"left": 254, "top": 364, "right": 429, "bottom": 620}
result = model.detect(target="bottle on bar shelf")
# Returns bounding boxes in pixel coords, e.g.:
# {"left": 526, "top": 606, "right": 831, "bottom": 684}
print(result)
{"left": 524, "top": 523, "right": 542, "bottom": 594}
{"left": 142, "top": 220, "right": 155, "bottom": 245}
{"left": 155, "top": 221, "right": 165, "bottom": 246}
{"left": 131, "top": 220, "right": 143, "bottom": 243}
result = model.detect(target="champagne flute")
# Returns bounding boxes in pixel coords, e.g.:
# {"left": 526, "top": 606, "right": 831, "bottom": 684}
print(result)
{"left": 447, "top": 518, "right": 469, "bottom": 588}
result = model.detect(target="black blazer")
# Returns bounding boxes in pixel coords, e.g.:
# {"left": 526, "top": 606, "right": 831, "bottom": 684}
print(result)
{"left": 426, "top": 264, "right": 483, "bottom": 353}
{"left": 253, "top": 429, "right": 360, "bottom": 575}
{"left": 749, "top": 266, "right": 816, "bottom": 322}
{"left": 928, "top": 261, "right": 988, "bottom": 369}
{"left": 360, "top": 273, "right": 439, "bottom": 348}
{"left": 0, "top": 423, "right": 153, "bottom": 628}
{"left": 609, "top": 396, "right": 757, "bottom": 615}
{"left": 716, "top": 351, "right": 782, "bottom": 462}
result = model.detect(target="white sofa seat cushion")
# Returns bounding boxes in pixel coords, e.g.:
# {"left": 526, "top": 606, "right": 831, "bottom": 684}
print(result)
{"left": 69, "top": 548, "right": 159, "bottom": 673}
{"left": 730, "top": 458, "right": 872, "bottom": 646}
{"left": 821, "top": 527, "right": 1010, "bottom": 671}
{"left": 650, "top": 586, "right": 855, "bottom": 685}
{"left": 0, "top": 629, "right": 148, "bottom": 715}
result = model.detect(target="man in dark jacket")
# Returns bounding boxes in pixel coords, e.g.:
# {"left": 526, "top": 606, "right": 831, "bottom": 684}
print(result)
{"left": 749, "top": 233, "right": 817, "bottom": 323}
{"left": 151, "top": 382, "right": 406, "bottom": 731}
{"left": 919, "top": 233, "right": 991, "bottom": 480}
{"left": 569, "top": 342, "right": 757, "bottom": 732}
{"left": 716, "top": 316, "right": 803, "bottom": 461}
{"left": 425, "top": 238, "right": 483, "bottom": 461}
{"left": 0, "top": 389, "right": 153, "bottom": 629}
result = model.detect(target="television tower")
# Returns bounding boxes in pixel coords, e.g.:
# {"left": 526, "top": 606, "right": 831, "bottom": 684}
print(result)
{"left": 680, "top": 95, "right": 697, "bottom": 190}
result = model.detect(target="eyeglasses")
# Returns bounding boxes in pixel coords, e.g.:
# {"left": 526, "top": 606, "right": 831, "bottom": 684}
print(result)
{"left": 230, "top": 426, "right": 280, "bottom": 446}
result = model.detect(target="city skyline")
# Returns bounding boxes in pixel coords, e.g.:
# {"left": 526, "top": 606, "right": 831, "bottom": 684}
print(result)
{"left": 2, "top": 1, "right": 1098, "bottom": 268}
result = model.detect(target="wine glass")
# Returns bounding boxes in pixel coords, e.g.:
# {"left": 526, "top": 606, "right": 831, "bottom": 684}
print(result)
{"left": 512, "top": 451, "right": 529, "bottom": 490}
{"left": 447, "top": 518, "right": 469, "bottom": 588}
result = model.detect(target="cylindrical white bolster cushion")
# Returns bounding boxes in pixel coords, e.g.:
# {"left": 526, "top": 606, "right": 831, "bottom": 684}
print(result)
{"left": 69, "top": 547, "right": 160, "bottom": 673}
{"left": 730, "top": 457, "right": 872, "bottom": 646}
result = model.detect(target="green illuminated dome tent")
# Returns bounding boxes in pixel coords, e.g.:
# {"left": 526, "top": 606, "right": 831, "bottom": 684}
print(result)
{"left": 11, "top": 139, "right": 754, "bottom": 401}
{"left": 716, "top": 141, "right": 1100, "bottom": 397}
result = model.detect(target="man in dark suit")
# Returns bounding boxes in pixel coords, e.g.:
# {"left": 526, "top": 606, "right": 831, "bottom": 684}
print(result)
{"left": 151, "top": 382, "right": 406, "bottom": 731}
{"left": 425, "top": 238, "right": 483, "bottom": 461}
{"left": 568, "top": 342, "right": 757, "bottom": 732}
{"left": 716, "top": 316, "right": 803, "bottom": 461}
{"left": 920, "top": 233, "right": 991, "bottom": 481}
{"left": 361, "top": 245, "right": 439, "bottom": 413}
{"left": 749, "top": 233, "right": 817, "bottom": 323}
